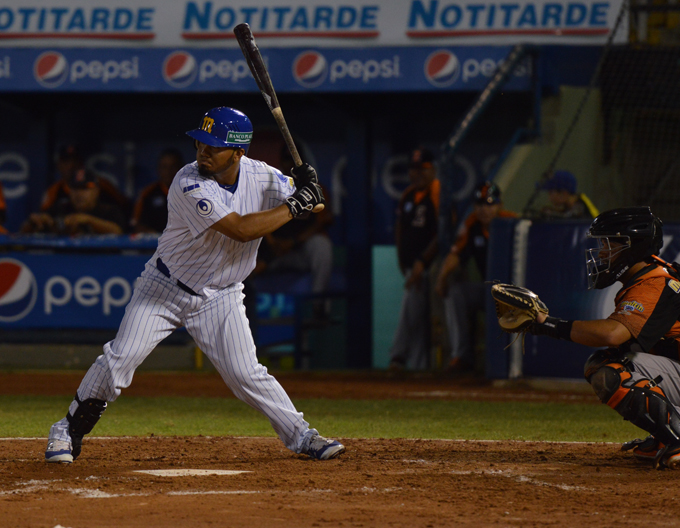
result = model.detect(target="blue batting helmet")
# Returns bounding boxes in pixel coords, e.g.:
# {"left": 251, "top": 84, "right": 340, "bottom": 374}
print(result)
{"left": 186, "top": 107, "right": 253, "bottom": 152}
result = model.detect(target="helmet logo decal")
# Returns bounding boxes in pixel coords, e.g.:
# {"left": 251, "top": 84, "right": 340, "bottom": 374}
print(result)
{"left": 201, "top": 117, "right": 215, "bottom": 133}
{"left": 226, "top": 131, "right": 252, "bottom": 144}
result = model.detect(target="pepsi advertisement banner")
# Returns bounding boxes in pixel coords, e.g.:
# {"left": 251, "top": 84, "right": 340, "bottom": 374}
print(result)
{"left": 0, "top": 253, "right": 149, "bottom": 329}
{"left": 0, "top": 46, "right": 532, "bottom": 92}
{"left": 0, "top": 0, "right": 627, "bottom": 48}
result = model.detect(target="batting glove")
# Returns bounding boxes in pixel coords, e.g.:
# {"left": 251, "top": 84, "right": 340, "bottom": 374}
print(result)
{"left": 285, "top": 182, "right": 325, "bottom": 218}
{"left": 290, "top": 163, "right": 318, "bottom": 187}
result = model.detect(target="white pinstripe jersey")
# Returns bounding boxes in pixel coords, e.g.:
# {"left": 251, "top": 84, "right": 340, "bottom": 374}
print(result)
{"left": 154, "top": 156, "right": 296, "bottom": 292}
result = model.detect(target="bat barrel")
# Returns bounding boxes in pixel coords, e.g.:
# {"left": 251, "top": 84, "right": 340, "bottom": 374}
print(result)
{"left": 233, "top": 23, "right": 252, "bottom": 41}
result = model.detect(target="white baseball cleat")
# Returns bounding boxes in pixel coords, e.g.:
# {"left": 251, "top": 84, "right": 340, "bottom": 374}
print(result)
{"left": 45, "top": 439, "right": 73, "bottom": 464}
{"left": 304, "top": 434, "right": 345, "bottom": 460}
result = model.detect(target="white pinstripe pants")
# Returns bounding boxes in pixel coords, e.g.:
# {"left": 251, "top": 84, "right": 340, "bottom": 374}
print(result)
{"left": 68, "top": 263, "right": 314, "bottom": 453}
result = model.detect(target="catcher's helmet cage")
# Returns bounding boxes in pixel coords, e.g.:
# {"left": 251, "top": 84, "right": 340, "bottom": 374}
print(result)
{"left": 186, "top": 107, "right": 253, "bottom": 152}
{"left": 585, "top": 206, "right": 663, "bottom": 289}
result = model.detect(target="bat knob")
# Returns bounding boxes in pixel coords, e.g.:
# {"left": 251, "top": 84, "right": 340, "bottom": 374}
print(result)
{"left": 313, "top": 204, "right": 325, "bottom": 213}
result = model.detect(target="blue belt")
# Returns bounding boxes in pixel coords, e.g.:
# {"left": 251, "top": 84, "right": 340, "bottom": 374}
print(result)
{"left": 156, "top": 258, "right": 199, "bottom": 296}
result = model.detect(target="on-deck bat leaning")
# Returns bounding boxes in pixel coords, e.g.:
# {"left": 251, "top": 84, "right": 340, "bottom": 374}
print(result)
{"left": 233, "top": 22, "right": 324, "bottom": 212}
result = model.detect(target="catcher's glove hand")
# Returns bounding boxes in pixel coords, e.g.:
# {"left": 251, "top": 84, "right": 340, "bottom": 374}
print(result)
{"left": 490, "top": 283, "right": 548, "bottom": 333}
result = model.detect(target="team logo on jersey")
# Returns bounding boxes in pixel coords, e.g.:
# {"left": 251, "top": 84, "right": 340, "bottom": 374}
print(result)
{"left": 0, "top": 259, "right": 38, "bottom": 322}
{"left": 424, "top": 50, "right": 460, "bottom": 88}
{"left": 196, "top": 199, "right": 214, "bottom": 217}
{"left": 669, "top": 279, "right": 680, "bottom": 293}
{"left": 163, "top": 51, "right": 198, "bottom": 88}
{"left": 34, "top": 51, "right": 68, "bottom": 88}
{"left": 293, "top": 51, "right": 328, "bottom": 88}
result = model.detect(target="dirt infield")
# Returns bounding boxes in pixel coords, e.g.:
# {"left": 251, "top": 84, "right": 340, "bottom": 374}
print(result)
{"left": 3, "top": 372, "right": 680, "bottom": 527}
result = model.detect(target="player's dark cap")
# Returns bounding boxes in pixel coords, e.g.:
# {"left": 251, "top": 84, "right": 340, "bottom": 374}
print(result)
{"left": 57, "top": 144, "right": 83, "bottom": 161}
{"left": 474, "top": 181, "right": 501, "bottom": 205}
{"left": 541, "top": 170, "right": 577, "bottom": 194}
{"left": 68, "top": 168, "right": 98, "bottom": 190}
{"left": 408, "top": 147, "right": 435, "bottom": 169}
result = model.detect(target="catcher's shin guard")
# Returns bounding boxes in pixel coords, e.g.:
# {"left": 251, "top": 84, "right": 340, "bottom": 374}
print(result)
{"left": 66, "top": 395, "right": 107, "bottom": 460}
{"left": 584, "top": 348, "right": 625, "bottom": 381}
{"left": 589, "top": 364, "right": 680, "bottom": 467}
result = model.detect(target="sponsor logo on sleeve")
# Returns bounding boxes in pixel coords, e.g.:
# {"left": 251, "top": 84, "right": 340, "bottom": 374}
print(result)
{"left": 619, "top": 301, "right": 644, "bottom": 314}
{"left": 182, "top": 183, "right": 201, "bottom": 195}
{"left": 669, "top": 279, "right": 680, "bottom": 293}
{"left": 196, "top": 198, "right": 214, "bottom": 217}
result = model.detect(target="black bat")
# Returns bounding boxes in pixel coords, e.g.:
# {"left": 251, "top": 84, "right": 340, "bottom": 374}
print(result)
{"left": 233, "top": 23, "right": 324, "bottom": 211}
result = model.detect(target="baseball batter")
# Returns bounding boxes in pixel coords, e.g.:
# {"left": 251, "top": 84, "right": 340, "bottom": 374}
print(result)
{"left": 528, "top": 207, "right": 680, "bottom": 469}
{"left": 45, "top": 107, "right": 345, "bottom": 463}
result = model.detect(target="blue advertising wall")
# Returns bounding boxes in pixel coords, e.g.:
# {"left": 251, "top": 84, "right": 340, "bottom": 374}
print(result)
{"left": 0, "top": 251, "right": 149, "bottom": 328}
{"left": 0, "top": 46, "right": 533, "bottom": 93}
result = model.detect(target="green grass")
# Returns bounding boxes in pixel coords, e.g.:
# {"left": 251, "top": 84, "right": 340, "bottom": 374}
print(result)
{"left": 0, "top": 395, "right": 640, "bottom": 442}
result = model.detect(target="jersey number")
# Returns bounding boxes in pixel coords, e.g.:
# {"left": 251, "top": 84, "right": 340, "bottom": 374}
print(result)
{"left": 201, "top": 117, "right": 215, "bottom": 133}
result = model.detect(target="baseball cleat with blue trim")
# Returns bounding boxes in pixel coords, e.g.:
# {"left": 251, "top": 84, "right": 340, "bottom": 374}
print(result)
{"left": 45, "top": 439, "right": 73, "bottom": 464}
{"left": 305, "top": 435, "right": 345, "bottom": 460}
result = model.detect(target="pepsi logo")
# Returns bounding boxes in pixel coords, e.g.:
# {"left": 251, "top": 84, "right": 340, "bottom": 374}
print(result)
{"left": 424, "top": 50, "right": 460, "bottom": 88}
{"left": 292, "top": 51, "right": 328, "bottom": 88}
{"left": 163, "top": 51, "right": 198, "bottom": 88}
{"left": 34, "top": 51, "right": 68, "bottom": 88}
{"left": 0, "top": 259, "right": 37, "bottom": 322}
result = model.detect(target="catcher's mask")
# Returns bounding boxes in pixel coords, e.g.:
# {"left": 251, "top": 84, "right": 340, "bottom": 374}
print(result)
{"left": 585, "top": 206, "right": 663, "bottom": 289}
{"left": 186, "top": 107, "right": 253, "bottom": 153}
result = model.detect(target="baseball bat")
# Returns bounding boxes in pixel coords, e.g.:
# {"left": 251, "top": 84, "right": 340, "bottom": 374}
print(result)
{"left": 233, "top": 22, "right": 324, "bottom": 212}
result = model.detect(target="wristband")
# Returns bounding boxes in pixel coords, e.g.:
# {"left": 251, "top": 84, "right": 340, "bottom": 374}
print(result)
{"left": 529, "top": 316, "right": 573, "bottom": 341}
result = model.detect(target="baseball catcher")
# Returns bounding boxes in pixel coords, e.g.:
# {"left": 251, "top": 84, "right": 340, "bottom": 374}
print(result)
{"left": 495, "top": 207, "right": 680, "bottom": 470}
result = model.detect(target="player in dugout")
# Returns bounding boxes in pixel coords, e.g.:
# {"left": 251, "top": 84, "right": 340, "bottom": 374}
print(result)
{"left": 528, "top": 206, "right": 680, "bottom": 469}
{"left": 41, "top": 144, "right": 129, "bottom": 217}
{"left": 388, "top": 147, "right": 440, "bottom": 371}
{"left": 20, "top": 168, "right": 126, "bottom": 236}
{"left": 44, "top": 106, "right": 345, "bottom": 464}
{"left": 436, "top": 181, "right": 517, "bottom": 373}
{"left": 131, "top": 148, "right": 185, "bottom": 234}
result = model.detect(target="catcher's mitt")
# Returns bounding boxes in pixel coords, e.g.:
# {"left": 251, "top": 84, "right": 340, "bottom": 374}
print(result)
{"left": 490, "top": 283, "right": 548, "bottom": 333}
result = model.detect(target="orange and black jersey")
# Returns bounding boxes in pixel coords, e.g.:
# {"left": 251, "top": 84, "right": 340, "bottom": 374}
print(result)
{"left": 396, "top": 179, "right": 440, "bottom": 270}
{"left": 131, "top": 181, "right": 170, "bottom": 233}
{"left": 451, "top": 209, "right": 517, "bottom": 277}
{"left": 41, "top": 179, "right": 129, "bottom": 216}
{"left": 608, "top": 262, "right": 680, "bottom": 358}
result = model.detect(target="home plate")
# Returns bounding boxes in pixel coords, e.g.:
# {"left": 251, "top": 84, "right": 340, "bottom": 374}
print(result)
{"left": 134, "top": 469, "right": 250, "bottom": 477}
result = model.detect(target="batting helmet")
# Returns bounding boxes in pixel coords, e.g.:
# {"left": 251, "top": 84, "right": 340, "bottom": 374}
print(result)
{"left": 186, "top": 107, "right": 253, "bottom": 152}
{"left": 585, "top": 206, "right": 663, "bottom": 289}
